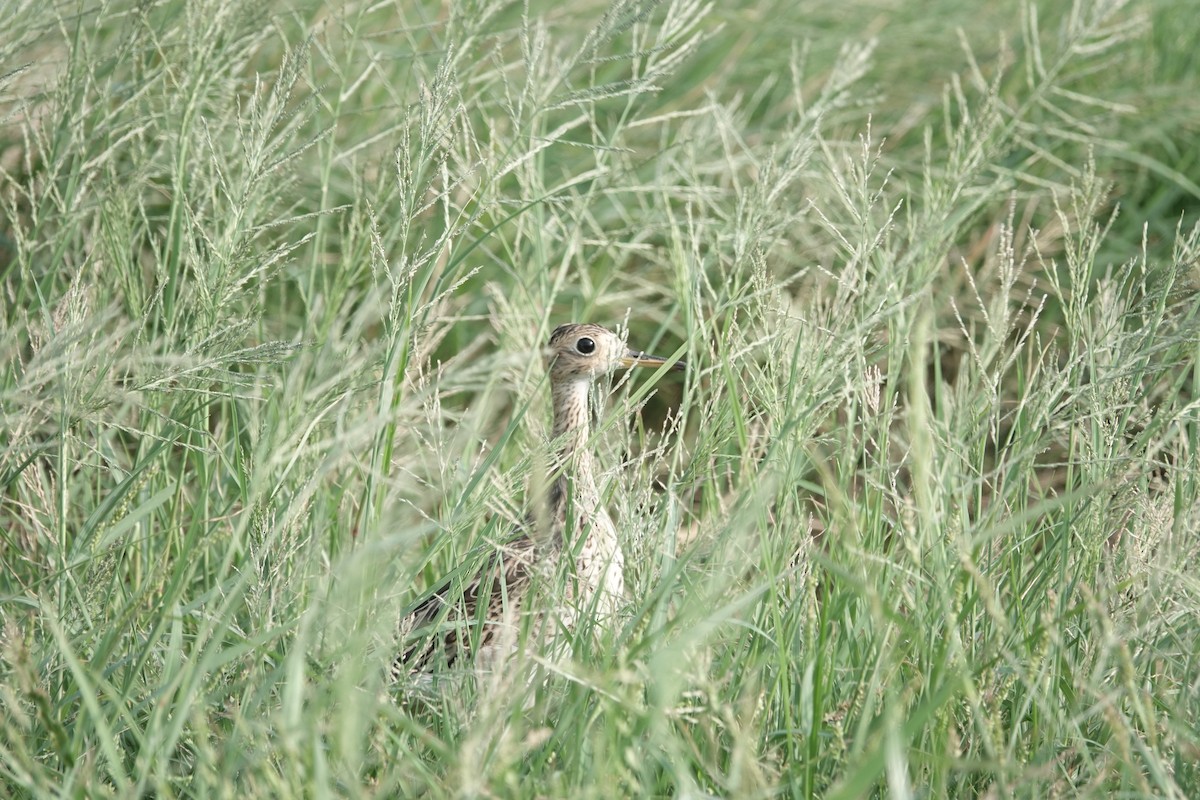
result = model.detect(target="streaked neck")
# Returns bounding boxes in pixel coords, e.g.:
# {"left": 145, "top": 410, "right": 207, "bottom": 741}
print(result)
{"left": 548, "top": 377, "right": 598, "bottom": 508}
{"left": 551, "top": 377, "right": 593, "bottom": 460}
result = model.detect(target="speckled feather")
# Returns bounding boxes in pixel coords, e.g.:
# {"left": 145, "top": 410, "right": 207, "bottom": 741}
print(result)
{"left": 394, "top": 324, "right": 682, "bottom": 676}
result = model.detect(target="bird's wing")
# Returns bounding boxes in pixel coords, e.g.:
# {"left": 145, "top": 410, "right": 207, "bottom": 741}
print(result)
{"left": 395, "top": 530, "right": 538, "bottom": 674}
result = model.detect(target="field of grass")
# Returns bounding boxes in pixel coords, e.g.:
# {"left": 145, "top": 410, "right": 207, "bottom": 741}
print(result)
{"left": 3, "top": 0, "right": 1200, "bottom": 795}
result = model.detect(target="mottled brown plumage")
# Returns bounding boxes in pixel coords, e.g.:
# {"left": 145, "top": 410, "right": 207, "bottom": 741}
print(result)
{"left": 395, "top": 323, "right": 684, "bottom": 677}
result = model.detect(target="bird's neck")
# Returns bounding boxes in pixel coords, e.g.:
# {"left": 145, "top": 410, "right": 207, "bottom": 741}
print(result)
{"left": 550, "top": 377, "right": 596, "bottom": 481}
{"left": 542, "top": 378, "right": 601, "bottom": 541}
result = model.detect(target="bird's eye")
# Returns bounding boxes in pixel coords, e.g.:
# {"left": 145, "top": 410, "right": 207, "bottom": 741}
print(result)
{"left": 576, "top": 337, "right": 596, "bottom": 355}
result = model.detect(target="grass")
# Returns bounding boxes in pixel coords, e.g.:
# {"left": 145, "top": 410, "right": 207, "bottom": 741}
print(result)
{"left": 2, "top": 0, "right": 1200, "bottom": 796}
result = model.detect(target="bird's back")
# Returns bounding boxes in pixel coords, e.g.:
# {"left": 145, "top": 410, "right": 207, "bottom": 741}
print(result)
{"left": 394, "top": 530, "right": 540, "bottom": 675}
{"left": 393, "top": 502, "right": 625, "bottom": 677}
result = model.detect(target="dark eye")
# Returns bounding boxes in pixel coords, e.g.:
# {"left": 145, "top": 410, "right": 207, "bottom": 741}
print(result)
{"left": 575, "top": 337, "right": 596, "bottom": 355}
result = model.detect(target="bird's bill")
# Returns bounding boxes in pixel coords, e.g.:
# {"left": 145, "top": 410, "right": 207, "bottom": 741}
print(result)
{"left": 620, "top": 349, "right": 687, "bottom": 372}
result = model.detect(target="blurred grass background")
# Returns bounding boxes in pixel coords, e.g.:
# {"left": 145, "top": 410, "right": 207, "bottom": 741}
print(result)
{"left": 2, "top": 0, "right": 1199, "bottom": 796}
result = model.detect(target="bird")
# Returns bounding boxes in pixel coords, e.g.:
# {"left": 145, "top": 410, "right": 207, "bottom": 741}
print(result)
{"left": 394, "top": 323, "right": 685, "bottom": 678}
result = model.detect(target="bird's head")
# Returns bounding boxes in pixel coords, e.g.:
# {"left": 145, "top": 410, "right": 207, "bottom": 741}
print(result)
{"left": 545, "top": 323, "right": 685, "bottom": 383}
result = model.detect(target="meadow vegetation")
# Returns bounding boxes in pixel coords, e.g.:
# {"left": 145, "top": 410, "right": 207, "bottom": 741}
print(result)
{"left": 2, "top": 0, "right": 1199, "bottom": 795}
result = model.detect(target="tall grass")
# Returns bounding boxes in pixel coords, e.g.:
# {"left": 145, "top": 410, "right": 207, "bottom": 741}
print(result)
{"left": 2, "top": 0, "right": 1199, "bottom": 796}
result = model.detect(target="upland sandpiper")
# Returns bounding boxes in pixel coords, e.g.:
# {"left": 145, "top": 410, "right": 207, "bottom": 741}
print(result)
{"left": 395, "top": 323, "right": 685, "bottom": 675}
